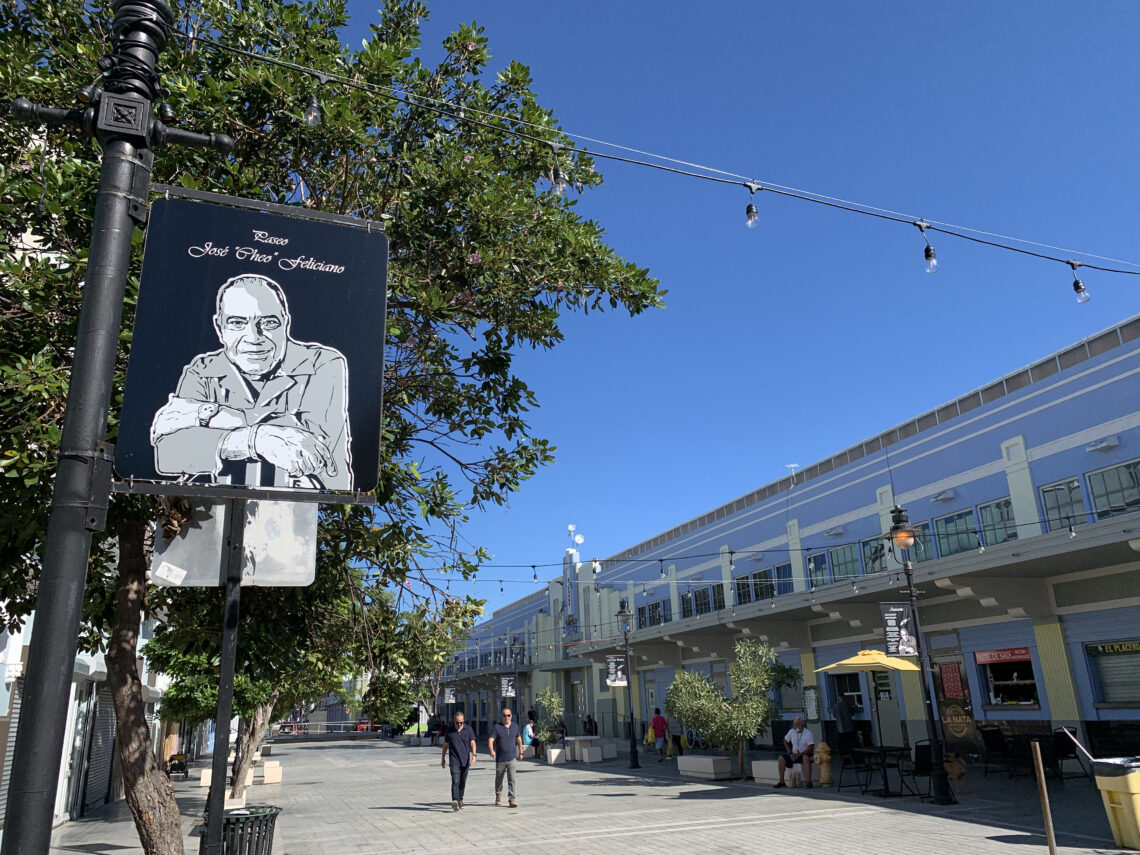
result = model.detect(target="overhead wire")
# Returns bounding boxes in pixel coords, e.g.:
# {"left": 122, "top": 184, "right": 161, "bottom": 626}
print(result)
{"left": 171, "top": 31, "right": 1140, "bottom": 277}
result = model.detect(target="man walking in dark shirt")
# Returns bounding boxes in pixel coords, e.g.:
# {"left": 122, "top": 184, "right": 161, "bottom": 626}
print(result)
{"left": 441, "top": 711, "right": 477, "bottom": 810}
{"left": 488, "top": 707, "right": 524, "bottom": 808}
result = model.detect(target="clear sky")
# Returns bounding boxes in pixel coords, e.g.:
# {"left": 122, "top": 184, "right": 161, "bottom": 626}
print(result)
{"left": 343, "top": 1, "right": 1140, "bottom": 614}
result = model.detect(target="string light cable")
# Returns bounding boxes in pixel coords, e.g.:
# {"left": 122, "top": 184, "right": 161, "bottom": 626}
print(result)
{"left": 163, "top": 30, "right": 1140, "bottom": 294}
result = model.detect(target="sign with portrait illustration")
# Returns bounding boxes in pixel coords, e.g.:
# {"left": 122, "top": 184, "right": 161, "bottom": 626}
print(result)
{"left": 880, "top": 602, "right": 917, "bottom": 656}
{"left": 606, "top": 655, "right": 628, "bottom": 687}
{"left": 116, "top": 197, "right": 388, "bottom": 499}
{"left": 500, "top": 676, "right": 517, "bottom": 698}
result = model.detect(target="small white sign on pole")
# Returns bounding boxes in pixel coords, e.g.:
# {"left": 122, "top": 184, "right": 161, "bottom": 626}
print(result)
{"left": 150, "top": 500, "right": 317, "bottom": 587}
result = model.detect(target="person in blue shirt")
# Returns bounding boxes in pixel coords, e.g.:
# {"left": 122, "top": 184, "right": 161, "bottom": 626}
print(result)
{"left": 488, "top": 708, "right": 524, "bottom": 807}
{"left": 440, "top": 711, "right": 477, "bottom": 810}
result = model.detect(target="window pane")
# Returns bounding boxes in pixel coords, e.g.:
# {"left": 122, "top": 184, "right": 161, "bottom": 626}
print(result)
{"left": 662, "top": 599, "right": 672, "bottom": 623}
{"left": 712, "top": 585, "right": 726, "bottom": 611}
{"left": 694, "top": 588, "right": 711, "bottom": 614}
{"left": 774, "top": 563, "right": 794, "bottom": 596}
{"left": 680, "top": 592, "right": 694, "bottom": 619}
{"left": 911, "top": 522, "right": 935, "bottom": 562}
{"left": 752, "top": 569, "right": 775, "bottom": 600}
{"left": 862, "top": 538, "right": 888, "bottom": 574}
{"left": 648, "top": 601, "right": 663, "bottom": 626}
{"left": 1041, "top": 479, "right": 1086, "bottom": 532}
{"left": 979, "top": 497, "right": 1018, "bottom": 546}
{"left": 934, "top": 509, "right": 977, "bottom": 556}
{"left": 1089, "top": 460, "right": 1140, "bottom": 521}
{"left": 637, "top": 606, "right": 648, "bottom": 629}
{"left": 808, "top": 552, "right": 829, "bottom": 586}
{"left": 736, "top": 577, "right": 754, "bottom": 605}
{"left": 829, "top": 544, "right": 861, "bottom": 579}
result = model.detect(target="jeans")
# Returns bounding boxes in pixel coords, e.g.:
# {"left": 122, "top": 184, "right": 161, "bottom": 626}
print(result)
{"left": 494, "top": 759, "right": 517, "bottom": 800}
{"left": 449, "top": 763, "right": 470, "bottom": 802}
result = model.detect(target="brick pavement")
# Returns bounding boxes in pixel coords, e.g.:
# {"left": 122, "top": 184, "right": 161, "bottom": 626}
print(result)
{"left": 49, "top": 739, "right": 1127, "bottom": 854}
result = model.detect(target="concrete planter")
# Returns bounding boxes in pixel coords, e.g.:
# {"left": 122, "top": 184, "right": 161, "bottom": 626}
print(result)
{"left": 677, "top": 755, "right": 732, "bottom": 780}
{"left": 546, "top": 747, "right": 566, "bottom": 765}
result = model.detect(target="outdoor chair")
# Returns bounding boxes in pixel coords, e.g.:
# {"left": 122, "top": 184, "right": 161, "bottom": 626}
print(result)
{"left": 900, "top": 740, "right": 933, "bottom": 799}
{"left": 1053, "top": 727, "right": 1092, "bottom": 781}
{"left": 836, "top": 748, "right": 873, "bottom": 793}
{"left": 977, "top": 725, "right": 1013, "bottom": 777}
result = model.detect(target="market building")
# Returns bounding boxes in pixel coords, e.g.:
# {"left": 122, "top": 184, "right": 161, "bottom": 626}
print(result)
{"left": 442, "top": 314, "right": 1140, "bottom": 758}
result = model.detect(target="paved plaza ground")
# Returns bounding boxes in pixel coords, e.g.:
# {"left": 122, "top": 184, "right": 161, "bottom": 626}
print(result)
{"left": 49, "top": 739, "right": 1129, "bottom": 854}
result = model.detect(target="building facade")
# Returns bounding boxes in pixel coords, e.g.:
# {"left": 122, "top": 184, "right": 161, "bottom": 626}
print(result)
{"left": 444, "top": 315, "right": 1140, "bottom": 757}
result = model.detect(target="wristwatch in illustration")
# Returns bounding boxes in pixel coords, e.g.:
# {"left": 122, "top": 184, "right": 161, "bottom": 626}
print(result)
{"left": 197, "top": 402, "right": 220, "bottom": 427}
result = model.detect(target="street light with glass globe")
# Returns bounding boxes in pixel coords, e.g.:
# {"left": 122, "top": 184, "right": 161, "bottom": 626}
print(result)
{"left": 615, "top": 598, "right": 641, "bottom": 769}
{"left": 887, "top": 505, "right": 957, "bottom": 805}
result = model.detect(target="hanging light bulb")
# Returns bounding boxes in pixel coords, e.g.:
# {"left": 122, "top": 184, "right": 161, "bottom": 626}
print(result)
{"left": 1066, "top": 261, "right": 1090, "bottom": 304}
{"left": 659, "top": 559, "right": 666, "bottom": 579}
{"left": 303, "top": 93, "right": 322, "bottom": 127}
{"left": 807, "top": 553, "right": 815, "bottom": 574}
{"left": 729, "top": 551, "right": 735, "bottom": 573}
{"left": 499, "top": 579, "right": 504, "bottom": 595}
{"left": 924, "top": 244, "right": 938, "bottom": 274}
{"left": 914, "top": 221, "right": 937, "bottom": 274}
{"left": 532, "top": 565, "right": 538, "bottom": 583}
{"left": 744, "top": 182, "right": 760, "bottom": 229}
{"left": 552, "top": 166, "right": 568, "bottom": 196}
{"left": 591, "top": 559, "right": 601, "bottom": 577}
{"left": 976, "top": 533, "right": 986, "bottom": 554}
{"left": 1068, "top": 519, "right": 1077, "bottom": 539}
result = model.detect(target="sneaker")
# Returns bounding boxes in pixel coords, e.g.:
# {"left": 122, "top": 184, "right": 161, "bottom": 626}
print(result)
{"left": 508, "top": 801, "right": 517, "bottom": 808}
{"left": 773, "top": 781, "right": 786, "bottom": 789}
{"left": 451, "top": 800, "right": 459, "bottom": 811}
{"left": 495, "top": 795, "right": 501, "bottom": 806}
{"left": 458, "top": 801, "right": 464, "bottom": 809}
{"left": 805, "top": 782, "right": 813, "bottom": 789}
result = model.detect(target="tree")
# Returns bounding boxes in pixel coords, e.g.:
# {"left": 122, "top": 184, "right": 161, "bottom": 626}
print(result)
{"left": 533, "top": 684, "right": 563, "bottom": 748}
{"left": 1, "top": 0, "right": 661, "bottom": 850}
{"left": 665, "top": 639, "right": 801, "bottom": 779}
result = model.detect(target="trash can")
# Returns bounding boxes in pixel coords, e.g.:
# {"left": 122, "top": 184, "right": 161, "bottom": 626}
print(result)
{"left": 199, "top": 805, "right": 282, "bottom": 855}
{"left": 1093, "top": 757, "right": 1140, "bottom": 850}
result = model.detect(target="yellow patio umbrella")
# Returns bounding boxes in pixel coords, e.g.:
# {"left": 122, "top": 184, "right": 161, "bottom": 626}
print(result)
{"left": 814, "top": 650, "right": 920, "bottom": 744}
{"left": 814, "top": 649, "right": 920, "bottom": 674}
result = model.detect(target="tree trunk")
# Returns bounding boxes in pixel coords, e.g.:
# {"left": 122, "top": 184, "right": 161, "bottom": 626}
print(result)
{"left": 229, "top": 692, "right": 278, "bottom": 800}
{"left": 738, "top": 737, "right": 746, "bottom": 781}
{"left": 104, "top": 517, "right": 184, "bottom": 855}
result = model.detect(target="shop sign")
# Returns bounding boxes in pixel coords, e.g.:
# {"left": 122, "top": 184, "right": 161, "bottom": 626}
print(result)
{"left": 443, "top": 687, "right": 457, "bottom": 703}
{"left": 500, "top": 676, "right": 516, "bottom": 697}
{"left": 974, "top": 647, "right": 1030, "bottom": 664}
{"left": 1086, "top": 639, "right": 1140, "bottom": 656}
{"left": 941, "top": 703, "right": 972, "bottom": 739}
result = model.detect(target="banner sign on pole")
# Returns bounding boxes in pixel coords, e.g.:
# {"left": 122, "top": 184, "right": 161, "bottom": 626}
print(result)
{"left": 880, "top": 602, "right": 918, "bottom": 656}
{"left": 117, "top": 197, "right": 388, "bottom": 499}
{"left": 606, "top": 655, "right": 628, "bottom": 687}
{"left": 500, "top": 676, "right": 516, "bottom": 698}
{"left": 443, "top": 687, "right": 457, "bottom": 704}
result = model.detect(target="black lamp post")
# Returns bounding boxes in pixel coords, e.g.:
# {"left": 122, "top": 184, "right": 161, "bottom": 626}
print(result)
{"left": 888, "top": 506, "right": 957, "bottom": 805}
{"left": 616, "top": 599, "right": 641, "bottom": 769}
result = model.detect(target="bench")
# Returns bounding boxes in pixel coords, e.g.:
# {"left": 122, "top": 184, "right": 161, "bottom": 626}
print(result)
{"left": 581, "top": 746, "right": 603, "bottom": 763}
{"left": 261, "top": 760, "right": 282, "bottom": 784}
{"left": 751, "top": 758, "right": 817, "bottom": 784}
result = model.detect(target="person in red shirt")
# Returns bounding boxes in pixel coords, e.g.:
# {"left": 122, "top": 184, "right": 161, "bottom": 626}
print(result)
{"left": 650, "top": 708, "right": 669, "bottom": 763}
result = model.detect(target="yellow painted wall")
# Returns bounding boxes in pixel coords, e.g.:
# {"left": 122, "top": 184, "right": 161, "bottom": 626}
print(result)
{"left": 1033, "top": 620, "right": 1080, "bottom": 721}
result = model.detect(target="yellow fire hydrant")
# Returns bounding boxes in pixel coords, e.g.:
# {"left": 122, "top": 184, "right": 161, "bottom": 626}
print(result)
{"left": 814, "top": 741, "right": 834, "bottom": 788}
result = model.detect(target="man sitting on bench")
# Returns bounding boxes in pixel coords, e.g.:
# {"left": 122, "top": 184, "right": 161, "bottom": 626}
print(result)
{"left": 775, "top": 716, "right": 815, "bottom": 788}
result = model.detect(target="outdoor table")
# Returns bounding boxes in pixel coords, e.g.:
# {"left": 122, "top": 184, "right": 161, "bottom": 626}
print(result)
{"left": 563, "top": 735, "right": 601, "bottom": 761}
{"left": 854, "top": 746, "right": 911, "bottom": 797}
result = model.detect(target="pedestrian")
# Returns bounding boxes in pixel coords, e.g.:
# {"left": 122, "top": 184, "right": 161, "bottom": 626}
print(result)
{"left": 774, "top": 716, "right": 815, "bottom": 789}
{"left": 583, "top": 714, "right": 597, "bottom": 736}
{"left": 488, "top": 707, "right": 524, "bottom": 807}
{"left": 427, "top": 713, "right": 439, "bottom": 747}
{"left": 828, "top": 694, "right": 857, "bottom": 757}
{"left": 650, "top": 708, "right": 668, "bottom": 763}
{"left": 524, "top": 711, "right": 540, "bottom": 759}
{"left": 441, "top": 710, "right": 477, "bottom": 810}
{"left": 668, "top": 713, "right": 684, "bottom": 757}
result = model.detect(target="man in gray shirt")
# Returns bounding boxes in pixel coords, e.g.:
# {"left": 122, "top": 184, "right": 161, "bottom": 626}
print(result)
{"left": 488, "top": 708, "right": 524, "bottom": 807}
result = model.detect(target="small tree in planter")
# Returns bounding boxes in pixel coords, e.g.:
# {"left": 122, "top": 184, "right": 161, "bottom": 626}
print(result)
{"left": 665, "top": 639, "right": 801, "bottom": 779}
{"left": 534, "top": 685, "right": 564, "bottom": 751}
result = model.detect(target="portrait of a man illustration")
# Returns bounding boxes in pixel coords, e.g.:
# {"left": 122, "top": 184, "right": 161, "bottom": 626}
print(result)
{"left": 150, "top": 273, "right": 352, "bottom": 490}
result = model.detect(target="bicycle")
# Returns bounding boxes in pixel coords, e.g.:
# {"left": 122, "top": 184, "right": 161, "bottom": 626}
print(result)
{"left": 684, "top": 725, "right": 706, "bottom": 750}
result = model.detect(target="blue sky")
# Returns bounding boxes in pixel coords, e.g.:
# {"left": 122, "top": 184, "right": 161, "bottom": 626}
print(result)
{"left": 343, "top": 1, "right": 1140, "bottom": 613}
